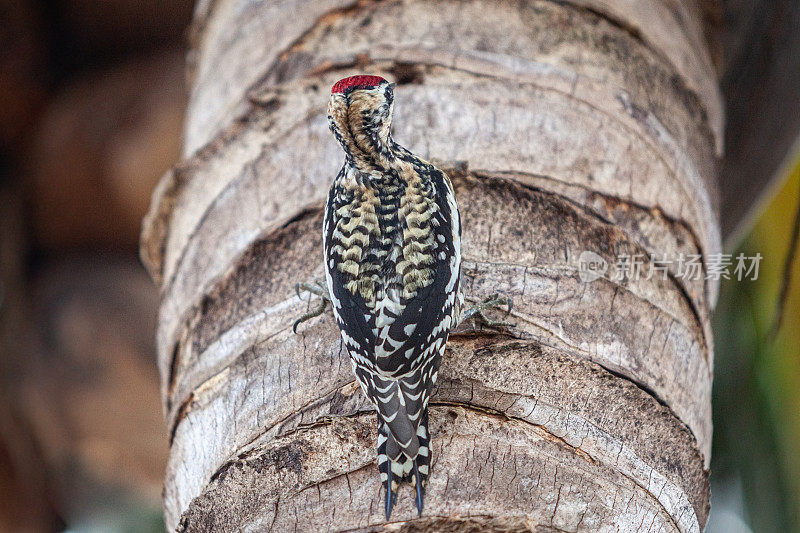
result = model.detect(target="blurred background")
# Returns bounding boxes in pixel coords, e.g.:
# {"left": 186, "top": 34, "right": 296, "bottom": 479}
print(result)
{"left": 0, "top": 1, "right": 798, "bottom": 532}
{"left": 0, "top": 0, "right": 191, "bottom": 530}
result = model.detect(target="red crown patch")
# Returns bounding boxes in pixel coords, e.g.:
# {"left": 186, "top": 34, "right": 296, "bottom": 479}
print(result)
{"left": 331, "top": 75, "right": 388, "bottom": 94}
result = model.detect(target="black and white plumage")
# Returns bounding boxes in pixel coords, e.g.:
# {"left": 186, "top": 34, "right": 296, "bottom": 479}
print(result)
{"left": 323, "top": 75, "right": 461, "bottom": 518}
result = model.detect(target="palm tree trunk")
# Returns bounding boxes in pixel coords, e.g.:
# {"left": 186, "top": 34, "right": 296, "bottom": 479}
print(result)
{"left": 141, "top": 0, "right": 722, "bottom": 530}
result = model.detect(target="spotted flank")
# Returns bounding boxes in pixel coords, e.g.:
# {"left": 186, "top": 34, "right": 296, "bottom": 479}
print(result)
{"left": 323, "top": 75, "right": 461, "bottom": 518}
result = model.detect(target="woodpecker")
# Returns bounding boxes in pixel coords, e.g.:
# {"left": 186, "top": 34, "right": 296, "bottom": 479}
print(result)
{"left": 323, "top": 75, "right": 462, "bottom": 519}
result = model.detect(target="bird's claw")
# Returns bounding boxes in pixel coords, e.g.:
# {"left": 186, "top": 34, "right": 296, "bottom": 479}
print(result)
{"left": 462, "top": 293, "right": 515, "bottom": 331}
{"left": 293, "top": 279, "right": 331, "bottom": 333}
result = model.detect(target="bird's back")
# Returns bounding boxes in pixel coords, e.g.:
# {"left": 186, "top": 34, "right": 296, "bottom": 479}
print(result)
{"left": 324, "top": 158, "right": 460, "bottom": 376}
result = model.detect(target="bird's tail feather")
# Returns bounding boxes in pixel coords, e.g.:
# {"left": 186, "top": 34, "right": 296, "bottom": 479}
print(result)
{"left": 378, "top": 411, "right": 430, "bottom": 519}
{"left": 411, "top": 411, "right": 430, "bottom": 515}
{"left": 373, "top": 376, "right": 435, "bottom": 519}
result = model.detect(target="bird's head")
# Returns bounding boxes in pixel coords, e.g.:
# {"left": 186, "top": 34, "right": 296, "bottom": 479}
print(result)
{"left": 328, "top": 75, "right": 395, "bottom": 164}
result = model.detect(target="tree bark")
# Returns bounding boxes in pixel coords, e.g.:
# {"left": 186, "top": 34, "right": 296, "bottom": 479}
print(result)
{"left": 141, "top": 0, "right": 721, "bottom": 530}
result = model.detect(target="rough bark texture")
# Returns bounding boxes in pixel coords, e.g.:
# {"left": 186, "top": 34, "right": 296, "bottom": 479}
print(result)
{"left": 141, "top": 1, "right": 721, "bottom": 530}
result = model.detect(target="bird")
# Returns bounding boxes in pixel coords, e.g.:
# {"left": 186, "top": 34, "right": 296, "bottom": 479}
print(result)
{"left": 322, "top": 74, "right": 462, "bottom": 519}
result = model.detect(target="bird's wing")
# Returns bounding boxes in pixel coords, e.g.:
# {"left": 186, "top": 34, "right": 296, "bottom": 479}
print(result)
{"left": 322, "top": 178, "right": 377, "bottom": 369}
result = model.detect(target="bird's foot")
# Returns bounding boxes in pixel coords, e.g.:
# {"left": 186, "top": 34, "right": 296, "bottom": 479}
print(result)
{"left": 461, "top": 293, "right": 515, "bottom": 331}
{"left": 292, "top": 279, "right": 331, "bottom": 333}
